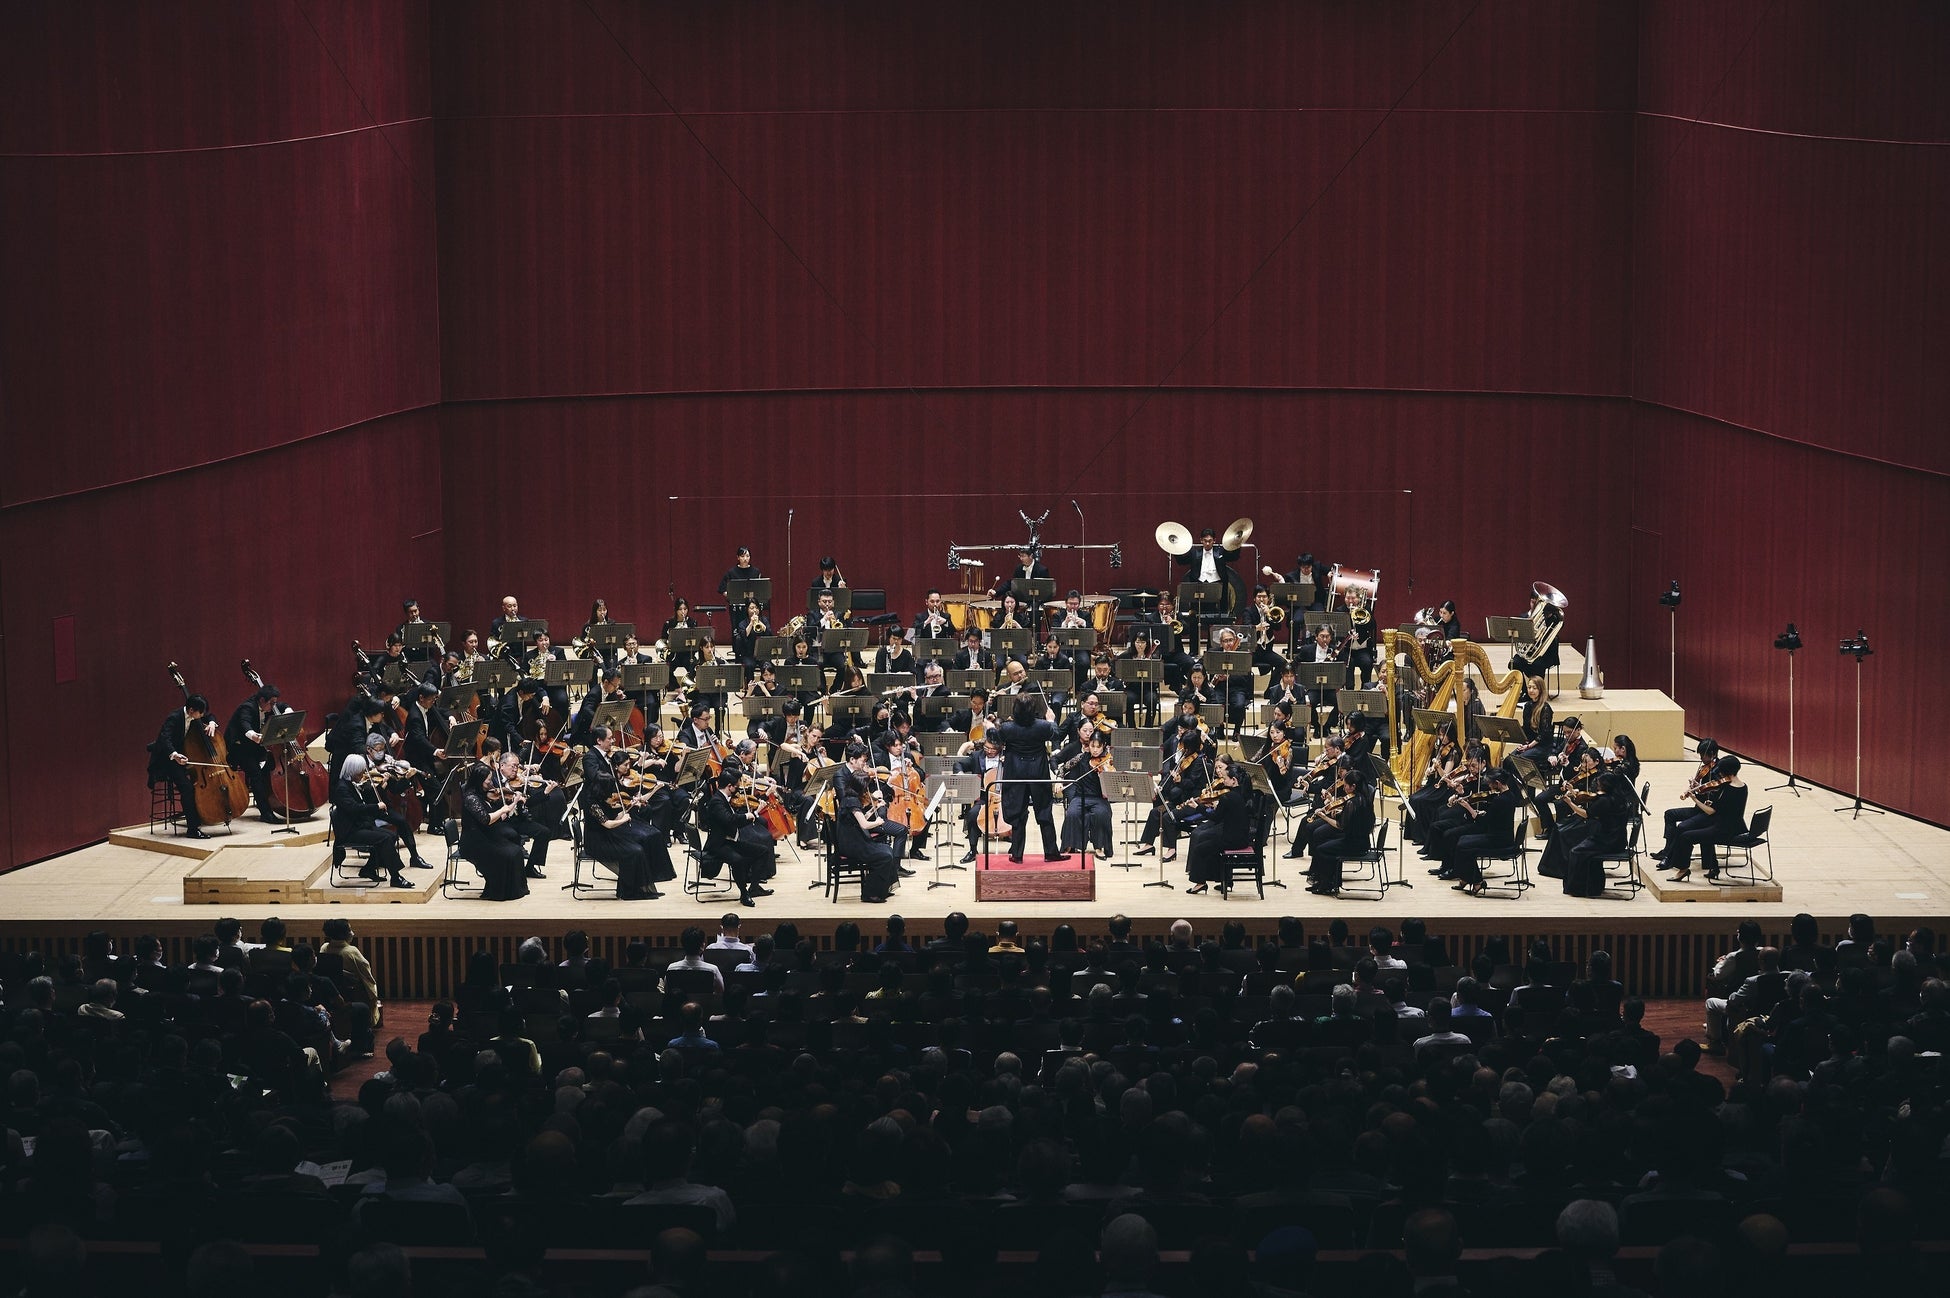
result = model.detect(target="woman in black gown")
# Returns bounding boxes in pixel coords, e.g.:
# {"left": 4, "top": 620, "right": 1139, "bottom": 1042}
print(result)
{"left": 1185, "top": 755, "right": 1254, "bottom": 895}
{"left": 1563, "top": 769, "right": 1632, "bottom": 898}
{"left": 458, "top": 761, "right": 529, "bottom": 902}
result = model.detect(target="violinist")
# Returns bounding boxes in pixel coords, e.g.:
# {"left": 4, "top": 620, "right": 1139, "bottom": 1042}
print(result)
{"left": 1135, "top": 726, "right": 1212, "bottom": 864}
{"left": 577, "top": 726, "right": 668, "bottom": 900}
{"left": 456, "top": 757, "right": 528, "bottom": 901}
{"left": 699, "top": 766, "right": 776, "bottom": 907}
{"left": 955, "top": 735, "right": 1004, "bottom": 863}
{"left": 1653, "top": 753, "right": 1746, "bottom": 882}
{"left": 1405, "top": 720, "right": 1462, "bottom": 847}
{"left": 1054, "top": 729, "right": 1116, "bottom": 861}
{"left": 1261, "top": 717, "right": 1302, "bottom": 807}
{"left": 1562, "top": 766, "right": 1632, "bottom": 899}
{"left": 732, "top": 599, "right": 770, "bottom": 670}
{"left": 1531, "top": 715, "right": 1591, "bottom": 838}
{"left": 1161, "top": 695, "right": 1209, "bottom": 761}
{"left": 1302, "top": 761, "right": 1375, "bottom": 895}
{"left": 832, "top": 745, "right": 901, "bottom": 903}
{"left": 914, "top": 589, "right": 953, "bottom": 643}
{"left": 625, "top": 724, "right": 694, "bottom": 843}
{"left": 402, "top": 684, "right": 449, "bottom": 833}
{"left": 149, "top": 693, "right": 217, "bottom": 839}
{"left": 1536, "top": 746, "right": 1604, "bottom": 882}
{"left": 1607, "top": 733, "right": 1642, "bottom": 787}
{"left": 224, "top": 682, "right": 284, "bottom": 822}
{"left": 1442, "top": 765, "right": 1523, "bottom": 897}
{"left": 331, "top": 755, "right": 412, "bottom": 888}
{"left": 1057, "top": 690, "right": 1112, "bottom": 747}
{"left": 717, "top": 546, "right": 762, "bottom": 597}
{"left": 874, "top": 627, "right": 917, "bottom": 677}
{"left": 1418, "top": 742, "right": 1491, "bottom": 873}
{"left": 1185, "top": 754, "right": 1255, "bottom": 895}
{"left": 359, "top": 734, "right": 436, "bottom": 871}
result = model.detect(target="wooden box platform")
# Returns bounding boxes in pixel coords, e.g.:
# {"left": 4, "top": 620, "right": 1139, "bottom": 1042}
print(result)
{"left": 111, "top": 818, "right": 331, "bottom": 861}
{"left": 972, "top": 854, "right": 1097, "bottom": 903}
{"left": 1637, "top": 862, "right": 1783, "bottom": 904}
{"left": 183, "top": 846, "right": 329, "bottom": 905}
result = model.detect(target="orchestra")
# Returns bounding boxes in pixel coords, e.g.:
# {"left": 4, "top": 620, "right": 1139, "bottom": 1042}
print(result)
{"left": 143, "top": 528, "right": 1725, "bottom": 912}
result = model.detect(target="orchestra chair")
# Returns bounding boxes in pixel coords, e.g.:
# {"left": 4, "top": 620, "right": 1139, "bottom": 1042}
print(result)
{"left": 148, "top": 780, "right": 182, "bottom": 835}
{"left": 1715, "top": 806, "right": 1774, "bottom": 886}
{"left": 565, "top": 810, "right": 622, "bottom": 901}
{"left": 814, "top": 812, "right": 872, "bottom": 903}
{"left": 1336, "top": 820, "right": 1400, "bottom": 901}
{"left": 439, "top": 822, "right": 480, "bottom": 899}
{"left": 683, "top": 837, "right": 735, "bottom": 903}
{"left": 324, "top": 825, "right": 381, "bottom": 892}
{"left": 1597, "top": 782, "right": 1651, "bottom": 899}
{"left": 1475, "top": 835, "right": 1533, "bottom": 900}
{"left": 1218, "top": 794, "right": 1275, "bottom": 900}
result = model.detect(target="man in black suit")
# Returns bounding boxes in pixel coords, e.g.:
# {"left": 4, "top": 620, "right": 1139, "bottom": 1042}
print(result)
{"left": 525, "top": 631, "right": 570, "bottom": 713}
{"left": 225, "top": 683, "right": 283, "bottom": 822}
{"left": 570, "top": 668, "right": 627, "bottom": 746}
{"left": 401, "top": 684, "right": 448, "bottom": 831}
{"left": 324, "top": 696, "right": 389, "bottom": 784}
{"left": 948, "top": 688, "right": 991, "bottom": 738}
{"left": 149, "top": 693, "right": 217, "bottom": 838}
{"left": 698, "top": 767, "right": 774, "bottom": 907}
{"left": 952, "top": 629, "right": 994, "bottom": 674}
{"left": 989, "top": 547, "right": 1051, "bottom": 599}
{"left": 954, "top": 736, "right": 1003, "bottom": 863}
{"left": 913, "top": 589, "right": 954, "bottom": 644}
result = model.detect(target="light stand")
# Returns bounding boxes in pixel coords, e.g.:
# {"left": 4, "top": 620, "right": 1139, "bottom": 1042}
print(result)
{"left": 1766, "top": 623, "right": 1803, "bottom": 795}
{"left": 1658, "top": 579, "right": 1682, "bottom": 701}
{"left": 1833, "top": 631, "right": 1883, "bottom": 820}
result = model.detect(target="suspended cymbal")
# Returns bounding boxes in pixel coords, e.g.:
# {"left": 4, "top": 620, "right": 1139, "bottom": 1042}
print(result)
{"left": 1223, "top": 516, "right": 1255, "bottom": 550}
{"left": 1155, "top": 520, "right": 1192, "bottom": 554}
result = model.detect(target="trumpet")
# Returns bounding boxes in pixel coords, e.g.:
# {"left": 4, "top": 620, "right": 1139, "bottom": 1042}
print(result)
{"left": 746, "top": 612, "right": 768, "bottom": 637}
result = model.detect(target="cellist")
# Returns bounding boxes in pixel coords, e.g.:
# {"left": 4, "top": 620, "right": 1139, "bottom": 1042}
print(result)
{"left": 149, "top": 693, "right": 216, "bottom": 839}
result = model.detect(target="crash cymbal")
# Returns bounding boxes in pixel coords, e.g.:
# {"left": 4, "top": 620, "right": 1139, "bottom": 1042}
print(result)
{"left": 1155, "top": 520, "right": 1192, "bottom": 554}
{"left": 1223, "top": 516, "right": 1255, "bottom": 550}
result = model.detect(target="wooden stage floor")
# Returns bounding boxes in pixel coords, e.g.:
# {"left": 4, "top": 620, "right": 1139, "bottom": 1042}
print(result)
{"left": 6, "top": 749, "right": 1943, "bottom": 931}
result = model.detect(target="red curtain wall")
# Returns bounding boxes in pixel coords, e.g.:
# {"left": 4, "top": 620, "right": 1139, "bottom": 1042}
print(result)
{"left": 2, "top": 1, "right": 1944, "bottom": 867}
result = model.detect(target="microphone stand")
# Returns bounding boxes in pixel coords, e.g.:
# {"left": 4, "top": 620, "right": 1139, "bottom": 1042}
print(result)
{"left": 1764, "top": 647, "right": 1802, "bottom": 796}
{"left": 1833, "top": 650, "right": 1883, "bottom": 820}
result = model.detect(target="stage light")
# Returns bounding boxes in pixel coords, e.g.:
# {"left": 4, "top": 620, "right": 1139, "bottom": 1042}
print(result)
{"left": 946, "top": 548, "right": 960, "bottom": 571}
{"left": 1658, "top": 579, "right": 1682, "bottom": 609}
{"left": 1773, "top": 623, "right": 1801, "bottom": 652}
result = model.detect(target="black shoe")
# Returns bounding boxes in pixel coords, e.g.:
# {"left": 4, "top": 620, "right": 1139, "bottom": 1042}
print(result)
{"left": 390, "top": 876, "right": 414, "bottom": 890}
{"left": 752, "top": 886, "right": 775, "bottom": 897}
{"left": 897, "top": 867, "right": 916, "bottom": 877}
{"left": 525, "top": 867, "right": 545, "bottom": 879}
{"left": 739, "top": 896, "right": 757, "bottom": 908}
{"left": 186, "top": 828, "right": 211, "bottom": 841}
{"left": 1133, "top": 844, "right": 1156, "bottom": 857}
{"left": 907, "top": 845, "right": 927, "bottom": 860}
{"left": 1046, "top": 853, "right": 1070, "bottom": 863}
{"left": 960, "top": 848, "right": 978, "bottom": 864}
{"left": 409, "top": 857, "right": 434, "bottom": 870}
{"left": 1008, "top": 854, "right": 1025, "bottom": 864}
{"left": 1283, "top": 846, "right": 1304, "bottom": 859}
{"left": 359, "top": 866, "right": 382, "bottom": 882}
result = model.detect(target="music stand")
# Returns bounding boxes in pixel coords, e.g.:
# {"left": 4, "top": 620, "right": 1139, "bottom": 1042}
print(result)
{"left": 753, "top": 635, "right": 790, "bottom": 664}
{"left": 867, "top": 672, "right": 917, "bottom": 696}
{"left": 379, "top": 662, "right": 412, "bottom": 692}
{"left": 1113, "top": 725, "right": 1161, "bottom": 750}
{"left": 621, "top": 662, "right": 671, "bottom": 696}
{"left": 1267, "top": 582, "right": 1313, "bottom": 611}
{"left": 591, "top": 623, "right": 635, "bottom": 658}
{"left": 1197, "top": 703, "right": 1228, "bottom": 732}
{"left": 1028, "top": 669, "right": 1072, "bottom": 697}
{"left": 442, "top": 720, "right": 485, "bottom": 760}
{"left": 1103, "top": 771, "right": 1153, "bottom": 868}
{"left": 1336, "top": 689, "right": 1388, "bottom": 720}
{"left": 944, "top": 668, "right": 990, "bottom": 694}
{"left": 927, "top": 772, "right": 983, "bottom": 881}
{"left": 1052, "top": 627, "right": 1097, "bottom": 654}
{"left": 1177, "top": 581, "right": 1224, "bottom": 629}
{"left": 403, "top": 621, "right": 452, "bottom": 655}
{"left": 545, "top": 660, "right": 595, "bottom": 702}
{"left": 776, "top": 665, "right": 823, "bottom": 696}
{"left": 1302, "top": 610, "right": 1352, "bottom": 640}
{"left": 1474, "top": 713, "right": 1527, "bottom": 760}
{"left": 1203, "top": 650, "right": 1253, "bottom": 680}
{"left": 670, "top": 627, "right": 715, "bottom": 660}
{"left": 919, "top": 731, "right": 964, "bottom": 758}
{"left": 501, "top": 618, "right": 548, "bottom": 648}
{"left": 467, "top": 661, "right": 513, "bottom": 698}
{"left": 693, "top": 664, "right": 742, "bottom": 696}
{"left": 1086, "top": 690, "right": 1128, "bottom": 722}
{"left": 257, "top": 710, "right": 308, "bottom": 835}
{"left": 1485, "top": 616, "right": 1533, "bottom": 656}
{"left": 592, "top": 699, "right": 634, "bottom": 738}
{"left": 1295, "top": 663, "right": 1348, "bottom": 736}
{"left": 912, "top": 636, "right": 957, "bottom": 663}
{"left": 821, "top": 627, "right": 868, "bottom": 661}
{"left": 1114, "top": 657, "right": 1163, "bottom": 725}
{"left": 1115, "top": 748, "right": 1162, "bottom": 776}
{"left": 675, "top": 748, "right": 714, "bottom": 787}
{"left": 725, "top": 577, "right": 771, "bottom": 609}
{"left": 918, "top": 694, "right": 963, "bottom": 727}
{"left": 741, "top": 695, "right": 791, "bottom": 722}
{"left": 438, "top": 684, "right": 481, "bottom": 717}
{"left": 991, "top": 628, "right": 1034, "bottom": 660}
{"left": 826, "top": 697, "right": 875, "bottom": 733}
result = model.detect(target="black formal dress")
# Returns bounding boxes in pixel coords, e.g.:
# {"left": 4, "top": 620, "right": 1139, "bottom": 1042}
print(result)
{"left": 1053, "top": 748, "right": 1114, "bottom": 858}
{"left": 1140, "top": 751, "right": 1212, "bottom": 852}
{"left": 577, "top": 750, "right": 666, "bottom": 899}
{"left": 458, "top": 783, "right": 529, "bottom": 902}
{"left": 1304, "top": 785, "right": 1376, "bottom": 892}
{"left": 831, "top": 773, "right": 901, "bottom": 902}
{"left": 996, "top": 718, "right": 1061, "bottom": 860}
{"left": 330, "top": 779, "right": 406, "bottom": 884}
{"left": 1186, "top": 784, "right": 1254, "bottom": 886}
{"left": 1563, "top": 791, "right": 1628, "bottom": 897}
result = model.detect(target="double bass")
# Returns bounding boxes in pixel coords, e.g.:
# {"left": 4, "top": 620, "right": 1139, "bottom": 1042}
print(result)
{"left": 238, "top": 659, "right": 329, "bottom": 819}
{"left": 165, "top": 662, "right": 251, "bottom": 827}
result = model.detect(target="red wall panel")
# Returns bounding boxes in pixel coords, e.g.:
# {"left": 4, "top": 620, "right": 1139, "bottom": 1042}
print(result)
{"left": 439, "top": 391, "right": 1632, "bottom": 673}
{"left": 1624, "top": 404, "right": 1949, "bottom": 826}
{"left": 0, "top": 411, "right": 445, "bottom": 867}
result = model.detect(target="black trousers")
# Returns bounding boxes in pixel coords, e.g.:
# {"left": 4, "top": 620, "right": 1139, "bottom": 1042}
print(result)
{"left": 587, "top": 822, "right": 660, "bottom": 899}
{"left": 1062, "top": 794, "right": 1113, "bottom": 856}
{"left": 341, "top": 827, "right": 405, "bottom": 881}
{"left": 1002, "top": 778, "right": 1060, "bottom": 859}
{"left": 1664, "top": 812, "right": 1724, "bottom": 875}
{"left": 158, "top": 765, "right": 204, "bottom": 830}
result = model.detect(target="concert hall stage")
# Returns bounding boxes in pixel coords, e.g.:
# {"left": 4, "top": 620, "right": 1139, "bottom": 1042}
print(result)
{"left": 3, "top": 748, "right": 1943, "bottom": 1001}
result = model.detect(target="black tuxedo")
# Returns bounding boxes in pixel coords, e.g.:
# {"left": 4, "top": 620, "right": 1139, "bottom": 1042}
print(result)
{"left": 224, "top": 699, "right": 277, "bottom": 815}
{"left": 953, "top": 647, "right": 995, "bottom": 673}
{"left": 995, "top": 718, "right": 1060, "bottom": 860}
{"left": 148, "top": 709, "right": 212, "bottom": 829}
{"left": 913, "top": 608, "right": 955, "bottom": 642}
{"left": 697, "top": 787, "right": 773, "bottom": 899}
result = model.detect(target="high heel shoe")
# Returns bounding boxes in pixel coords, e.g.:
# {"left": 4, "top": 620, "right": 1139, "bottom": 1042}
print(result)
{"left": 1186, "top": 883, "right": 1208, "bottom": 895}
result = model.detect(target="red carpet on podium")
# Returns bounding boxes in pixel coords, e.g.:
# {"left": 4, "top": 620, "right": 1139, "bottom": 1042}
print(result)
{"left": 973, "top": 851, "right": 1095, "bottom": 901}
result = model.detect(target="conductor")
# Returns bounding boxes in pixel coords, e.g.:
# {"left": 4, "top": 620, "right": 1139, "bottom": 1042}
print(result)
{"left": 994, "top": 695, "right": 1068, "bottom": 864}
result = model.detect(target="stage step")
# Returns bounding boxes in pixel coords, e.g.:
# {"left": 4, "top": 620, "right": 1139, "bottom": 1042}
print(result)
{"left": 111, "top": 818, "right": 331, "bottom": 861}
{"left": 1636, "top": 862, "right": 1782, "bottom": 903}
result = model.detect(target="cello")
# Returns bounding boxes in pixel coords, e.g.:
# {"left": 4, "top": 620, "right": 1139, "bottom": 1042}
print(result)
{"left": 239, "top": 658, "right": 329, "bottom": 819}
{"left": 166, "top": 662, "right": 251, "bottom": 828}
